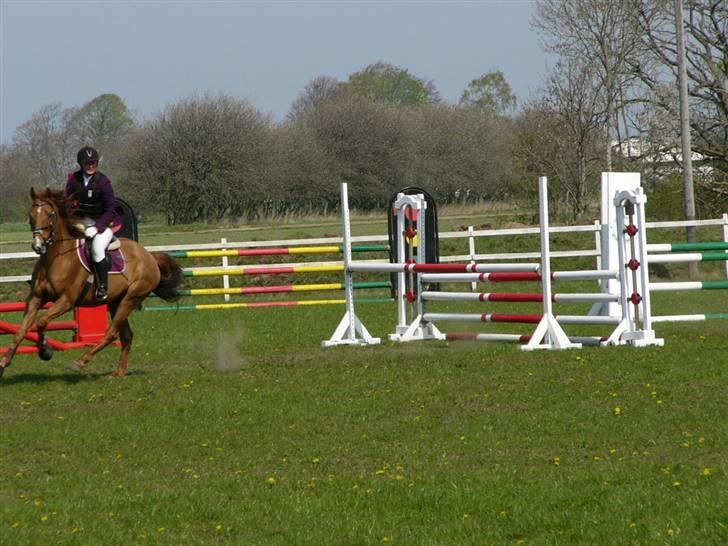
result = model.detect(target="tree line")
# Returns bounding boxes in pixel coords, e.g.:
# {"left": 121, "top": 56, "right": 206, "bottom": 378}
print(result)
{"left": 1, "top": 0, "right": 725, "bottom": 225}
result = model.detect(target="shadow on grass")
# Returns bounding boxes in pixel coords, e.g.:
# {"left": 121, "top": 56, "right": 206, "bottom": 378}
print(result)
{"left": 1, "top": 369, "right": 148, "bottom": 385}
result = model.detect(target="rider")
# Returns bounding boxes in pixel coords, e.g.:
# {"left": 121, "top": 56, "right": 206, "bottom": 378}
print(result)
{"left": 65, "top": 146, "right": 121, "bottom": 301}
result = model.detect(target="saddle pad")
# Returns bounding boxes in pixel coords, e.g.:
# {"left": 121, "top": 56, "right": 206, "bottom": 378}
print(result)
{"left": 76, "top": 239, "right": 126, "bottom": 274}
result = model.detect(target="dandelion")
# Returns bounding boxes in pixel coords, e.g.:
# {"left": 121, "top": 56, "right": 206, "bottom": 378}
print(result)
{"left": 459, "top": 435, "right": 465, "bottom": 441}
{"left": 215, "top": 524, "right": 223, "bottom": 531}
{"left": 382, "top": 536, "right": 392, "bottom": 542}
{"left": 613, "top": 406, "right": 622, "bottom": 416}
{"left": 629, "top": 522, "right": 636, "bottom": 528}
{"left": 553, "top": 457, "right": 560, "bottom": 466}
{"left": 40, "top": 515, "right": 49, "bottom": 522}
{"left": 266, "top": 476, "right": 276, "bottom": 486}
{"left": 312, "top": 457, "right": 321, "bottom": 464}
{"left": 667, "top": 528, "right": 674, "bottom": 536}
{"left": 703, "top": 467, "right": 712, "bottom": 476}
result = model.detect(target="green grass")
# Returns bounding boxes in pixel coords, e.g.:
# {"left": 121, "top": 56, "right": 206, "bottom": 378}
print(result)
{"left": 1, "top": 298, "right": 727, "bottom": 545}
{"left": 2, "top": 203, "right": 728, "bottom": 544}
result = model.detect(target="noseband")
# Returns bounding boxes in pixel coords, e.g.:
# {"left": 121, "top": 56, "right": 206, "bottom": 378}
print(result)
{"left": 30, "top": 201, "right": 57, "bottom": 247}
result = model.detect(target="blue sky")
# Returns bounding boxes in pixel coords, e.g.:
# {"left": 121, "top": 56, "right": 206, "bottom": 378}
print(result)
{"left": 1, "top": 0, "right": 548, "bottom": 143}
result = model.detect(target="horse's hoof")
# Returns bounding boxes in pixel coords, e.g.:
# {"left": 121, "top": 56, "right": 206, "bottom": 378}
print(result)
{"left": 68, "top": 360, "right": 84, "bottom": 373}
{"left": 38, "top": 345, "right": 54, "bottom": 361}
{"left": 0, "top": 366, "right": 5, "bottom": 379}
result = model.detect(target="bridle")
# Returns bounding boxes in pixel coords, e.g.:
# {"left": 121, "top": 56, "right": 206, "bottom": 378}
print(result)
{"left": 30, "top": 201, "right": 58, "bottom": 253}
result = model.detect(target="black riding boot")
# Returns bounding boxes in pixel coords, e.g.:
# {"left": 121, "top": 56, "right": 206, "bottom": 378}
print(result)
{"left": 92, "top": 258, "right": 110, "bottom": 301}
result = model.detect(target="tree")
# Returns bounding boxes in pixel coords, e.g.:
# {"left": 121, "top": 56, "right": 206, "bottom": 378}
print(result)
{"left": 633, "top": 0, "right": 728, "bottom": 166}
{"left": 70, "top": 94, "right": 136, "bottom": 156}
{"left": 121, "top": 93, "right": 273, "bottom": 224}
{"left": 406, "top": 104, "right": 508, "bottom": 203}
{"left": 533, "top": 0, "right": 643, "bottom": 170}
{"left": 299, "top": 92, "right": 411, "bottom": 209}
{"left": 343, "top": 61, "right": 440, "bottom": 107}
{"left": 510, "top": 58, "right": 606, "bottom": 220}
{"left": 287, "top": 76, "right": 343, "bottom": 122}
{"left": 459, "top": 70, "right": 517, "bottom": 116}
{"left": 12, "top": 102, "right": 77, "bottom": 185}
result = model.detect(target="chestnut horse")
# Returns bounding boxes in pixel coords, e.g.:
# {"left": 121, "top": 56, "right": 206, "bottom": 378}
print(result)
{"left": 0, "top": 188, "right": 182, "bottom": 378}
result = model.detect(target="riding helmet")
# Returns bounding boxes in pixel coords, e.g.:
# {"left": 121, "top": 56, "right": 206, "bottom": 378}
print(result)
{"left": 77, "top": 146, "right": 100, "bottom": 166}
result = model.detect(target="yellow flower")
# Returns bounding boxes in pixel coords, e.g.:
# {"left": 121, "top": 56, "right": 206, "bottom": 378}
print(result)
{"left": 553, "top": 457, "right": 560, "bottom": 466}
{"left": 703, "top": 467, "right": 712, "bottom": 476}
{"left": 672, "top": 480, "right": 681, "bottom": 487}
{"left": 613, "top": 406, "right": 622, "bottom": 416}
{"left": 266, "top": 476, "right": 276, "bottom": 486}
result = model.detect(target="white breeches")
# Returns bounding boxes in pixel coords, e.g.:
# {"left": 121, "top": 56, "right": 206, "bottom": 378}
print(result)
{"left": 83, "top": 218, "right": 114, "bottom": 262}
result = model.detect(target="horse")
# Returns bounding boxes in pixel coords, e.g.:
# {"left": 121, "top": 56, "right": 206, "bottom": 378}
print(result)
{"left": 0, "top": 187, "right": 182, "bottom": 379}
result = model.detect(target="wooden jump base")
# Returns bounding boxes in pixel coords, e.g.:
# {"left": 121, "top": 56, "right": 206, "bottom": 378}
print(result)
{"left": 0, "top": 303, "right": 109, "bottom": 354}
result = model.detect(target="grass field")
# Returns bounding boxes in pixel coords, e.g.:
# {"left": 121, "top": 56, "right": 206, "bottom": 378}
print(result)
{"left": 1, "top": 206, "right": 727, "bottom": 544}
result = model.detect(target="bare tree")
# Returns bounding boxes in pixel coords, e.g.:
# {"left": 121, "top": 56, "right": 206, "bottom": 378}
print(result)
{"left": 534, "top": 0, "right": 643, "bottom": 170}
{"left": 511, "top": 58, "right": 606, "bottom": 220}
{"left": 12, "top": 102, "right": 77, "bottom": 185}
{"left": 633, "top": 0, "right": 727, "bottom": 164}
{"left": 287, "top": 76, "right": 343, "bottom": 122}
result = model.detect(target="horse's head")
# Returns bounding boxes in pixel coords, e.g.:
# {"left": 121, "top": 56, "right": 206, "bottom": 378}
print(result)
{"left": 29, "top": 187, "right": 63, "bottom": 255}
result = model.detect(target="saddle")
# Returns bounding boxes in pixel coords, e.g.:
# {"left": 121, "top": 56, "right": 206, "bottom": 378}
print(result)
{"left": 75, "top": 238, "right": 126, "bottom": 274}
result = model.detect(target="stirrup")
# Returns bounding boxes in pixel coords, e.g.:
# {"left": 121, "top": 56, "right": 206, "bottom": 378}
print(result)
{"left": 95, "top": 285, "right": 108, "bottom": 301}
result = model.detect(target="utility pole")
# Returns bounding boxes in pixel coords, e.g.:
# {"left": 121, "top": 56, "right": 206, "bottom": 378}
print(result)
{"left": 674, "top": 0, "right": 698, "bottom": 279}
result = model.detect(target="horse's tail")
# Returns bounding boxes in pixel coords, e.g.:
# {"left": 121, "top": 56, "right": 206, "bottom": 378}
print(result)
{"left": 151, "top": 252, "right": 183, "bottom": 302}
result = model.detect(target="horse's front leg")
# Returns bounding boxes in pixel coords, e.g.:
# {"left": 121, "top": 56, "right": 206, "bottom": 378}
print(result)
{"left": 33, "top": 298, "right": 75, "bottom": 362}
{"left": 0, "top": 296, "right": 44, "bottom": 376}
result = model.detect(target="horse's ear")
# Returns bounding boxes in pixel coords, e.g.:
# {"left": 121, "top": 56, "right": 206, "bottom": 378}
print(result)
{"left": 30, "top": 187, "right": 36, "bottom": 199}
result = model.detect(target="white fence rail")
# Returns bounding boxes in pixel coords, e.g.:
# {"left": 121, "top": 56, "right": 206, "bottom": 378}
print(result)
{"left": 2, "top": 215, "right": 727, "bottom": 286}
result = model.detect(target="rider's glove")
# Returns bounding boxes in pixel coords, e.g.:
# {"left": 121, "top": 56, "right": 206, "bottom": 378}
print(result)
{"left": 84, "top": 226, "right": 98, "bottom": 238}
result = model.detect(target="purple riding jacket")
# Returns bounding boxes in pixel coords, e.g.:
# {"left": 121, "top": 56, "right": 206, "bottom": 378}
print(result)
{"left": 65, "top": 171, "right": 122, "bottom": 232}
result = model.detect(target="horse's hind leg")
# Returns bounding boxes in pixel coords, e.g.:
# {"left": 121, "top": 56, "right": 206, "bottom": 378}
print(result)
{"left": 112, "top": 319, "right": 133, "bottom": 377}
{"left": 71, "top": 298, "right": 138, "bottom": 375}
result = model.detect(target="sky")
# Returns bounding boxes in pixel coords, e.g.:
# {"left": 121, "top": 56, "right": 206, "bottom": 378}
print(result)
{"left": 0, "top": 0, "right": 549, "bottom": 144}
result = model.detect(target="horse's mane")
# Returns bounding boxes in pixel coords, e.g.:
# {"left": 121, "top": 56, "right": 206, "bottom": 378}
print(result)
{"left": 36, "top": 187, "right": 85, "bottom": 238}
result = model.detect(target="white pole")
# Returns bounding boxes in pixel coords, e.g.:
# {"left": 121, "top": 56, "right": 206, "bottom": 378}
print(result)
{"left": 723, "top": 213, "right": 728, "bottom": 279}
{"left": 538, "top": 177, "right": 555, "bottom": 318}
{"left": 221, "top": 237, "right": 230, "bottom": 303}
